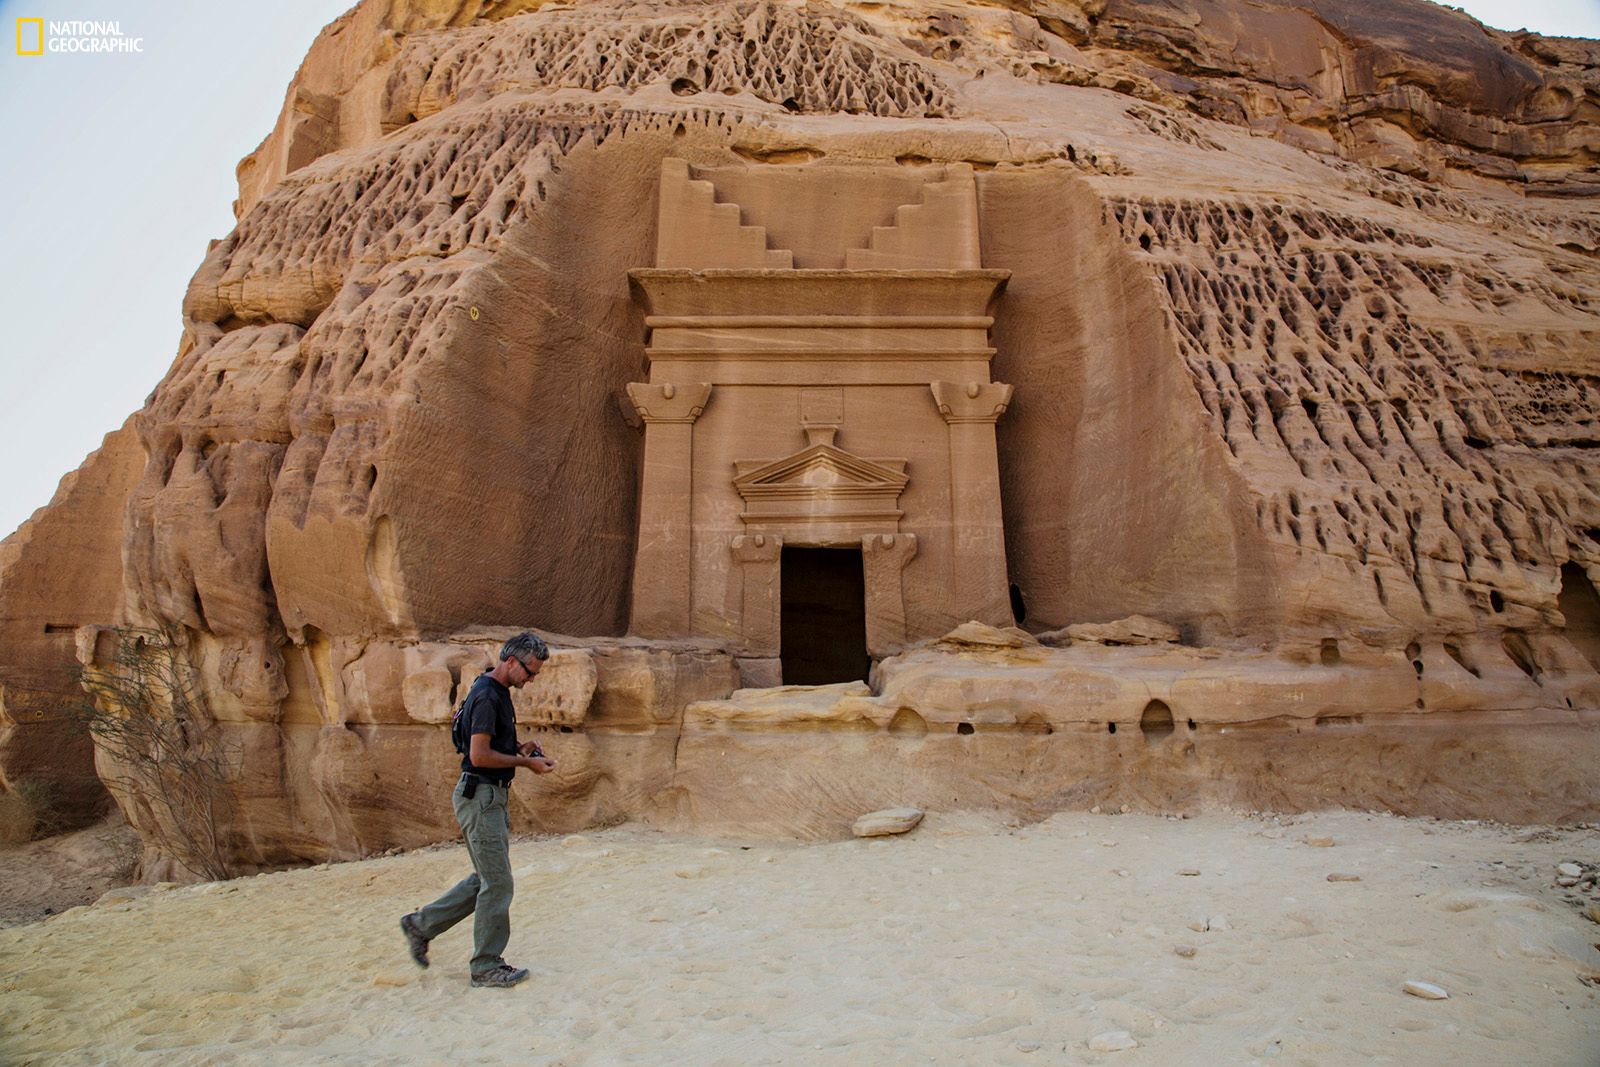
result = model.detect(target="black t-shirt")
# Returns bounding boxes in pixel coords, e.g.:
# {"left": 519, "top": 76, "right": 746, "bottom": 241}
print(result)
{"left": 458, "top": 672, "right": 518, "bottom": 785}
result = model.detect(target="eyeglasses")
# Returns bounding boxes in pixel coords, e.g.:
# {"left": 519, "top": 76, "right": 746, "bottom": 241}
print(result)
{"left": 518, "top": 657, "right": 540, "bottom": 676}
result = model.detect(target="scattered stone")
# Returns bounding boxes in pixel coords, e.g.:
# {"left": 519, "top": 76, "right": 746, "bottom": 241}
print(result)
{"left": 1556, "top": 862, "right": 1581, "bottom": 878}
{"left": 1402, "top": 980, "right": 1449, "bottom": 1000}
{"left": 1178, "top": 868, "right": 1201, "bottom": 877}
{"left": 1113, "top": 868, "right": 1129, "bottom": 877}
{"left": 938, "top": 621, "right": 1037, "bottom": 649}
{"left": 1174, "top": 944, "right": 1197, "bottom": 958}
{"left": 1557, "top": 876, "right": 1579, "bottom": 887}
{"left": 1016, "top": 1040, "right": 1042, "bottom": 1053}
{"left": 93, "top": 887, "right": 150, "bottom": 907}
{"left": 372, "top": 972, "right": 411, "bottom": 987}
{"left": 1087, "top": 1030, "right": 1138, "bottom": 1052}
{"left": 852, "top": 807, "right": 925, "bottom": 837}
{"left": 1327, "top": 872, "right": 1362, "bottom": 882}
{"left": 1304, "top": 836, "right": 1335, "bottom": 848}
{"left": 1061, "top": 615, "right": 1180, "bottom": 646}
{"left": 1585, "top": 902, "right": 1600, "bottom": 924}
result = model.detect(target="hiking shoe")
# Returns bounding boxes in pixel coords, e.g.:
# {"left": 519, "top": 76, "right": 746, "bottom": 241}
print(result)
{"left": 471, "top": 964, "right": 530, "bottom": 988}
{"left": 399, "top": 913, "right": 430, "bottom": 969}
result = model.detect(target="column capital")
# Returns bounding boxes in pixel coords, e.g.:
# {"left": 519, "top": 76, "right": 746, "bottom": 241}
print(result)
{"left": 931, "top": 381, "right": 1013, "bottom": 424}
{"left": 730, "top": 532, "right": 782, "bottom": 563}
{"left": 625, "top": 382, "right": 713, "bottom": 424}
{"left": 861, "top": 532, "right": 918, "bottom": 565}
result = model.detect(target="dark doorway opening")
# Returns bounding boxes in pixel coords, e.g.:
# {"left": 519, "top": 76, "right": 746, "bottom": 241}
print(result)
{"left": 781, "top": 546, "right": 869, "bottom": 685}
{"left": 1558, "top": 562, "right": 1600, "bottom": 671}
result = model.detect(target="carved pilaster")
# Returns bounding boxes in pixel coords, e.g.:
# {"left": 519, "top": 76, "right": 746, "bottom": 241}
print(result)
{"left": 730, "top": 533, "right": 782, "bottom": 657}
{"left": 930, "top": 381, "right": 1013, "bottom": 626}
{"left": 862, "top": 532, "right": 918, "bottom": 657}
{"left": 627, "top": 383, "right": 712, "bottom": 637}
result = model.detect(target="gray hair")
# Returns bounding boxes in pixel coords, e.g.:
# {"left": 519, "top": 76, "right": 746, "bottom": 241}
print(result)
{"left": 500, "top": 631, "right": 550, "bottom": 664}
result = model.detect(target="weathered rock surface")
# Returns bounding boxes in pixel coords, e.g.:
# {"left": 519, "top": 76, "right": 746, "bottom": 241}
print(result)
{"left": 1, "top": 0, "right": 1597, "bottom": 867}
{"left": 666, "top": 634, "right": 1599, "bottom": 836}
{"left": 73, "top": 626, "right": 738, "bottom": 877}
{"left": 0, "top": 424, "right": 142, "bottom": 832}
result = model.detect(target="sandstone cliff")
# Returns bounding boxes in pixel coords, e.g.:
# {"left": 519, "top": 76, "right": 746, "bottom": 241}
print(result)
{"left": 2, "top": 0, "right": 1596, "bottom": 868}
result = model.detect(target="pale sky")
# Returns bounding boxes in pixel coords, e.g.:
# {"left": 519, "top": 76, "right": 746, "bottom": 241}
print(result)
{"left": 0, "top": 0, "right": 1595, "bottom": 542}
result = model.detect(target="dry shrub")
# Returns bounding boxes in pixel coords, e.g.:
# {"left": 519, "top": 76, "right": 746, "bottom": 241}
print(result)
{"left": 0, "top": 786, "right": 36, "bottom": 845}
{"left": 75, "top": 628, "right": 236, "bottom": 882}
{"left": 0, "top": 778, "right": 77, "bottom": 845}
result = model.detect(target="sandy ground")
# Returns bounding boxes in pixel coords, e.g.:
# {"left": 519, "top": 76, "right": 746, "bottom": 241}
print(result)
{"left": 0, "top": 815, "right": 140, "bottom": 928}
{"left": 1, "top": 809, "right": 1597, "bottom": 1066}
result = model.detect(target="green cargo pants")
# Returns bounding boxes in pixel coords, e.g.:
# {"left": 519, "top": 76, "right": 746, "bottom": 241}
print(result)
{"left": 412, "top": 775, "right": 514, "bottom": 976}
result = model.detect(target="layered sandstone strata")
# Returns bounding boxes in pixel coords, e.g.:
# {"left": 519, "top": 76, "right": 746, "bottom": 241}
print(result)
{"left": 0, "top": 0, "right": 1596, "bottom": 869}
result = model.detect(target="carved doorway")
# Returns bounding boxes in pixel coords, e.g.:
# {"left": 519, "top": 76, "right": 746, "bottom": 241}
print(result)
{"left": 781, "top": 546, "right": 870, "bottom": 685}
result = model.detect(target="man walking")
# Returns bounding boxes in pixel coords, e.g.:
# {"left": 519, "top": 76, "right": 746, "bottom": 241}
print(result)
{"left": 400, "top": 632, "right": 556, "bottom": 988}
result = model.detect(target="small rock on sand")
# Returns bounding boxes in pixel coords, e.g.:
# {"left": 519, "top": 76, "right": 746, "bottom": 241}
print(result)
{"left": 1304, "top": 836, "right": 1335, "bottom": 848}
{"left": 1174, "top": 945, "right": 1197, "bottom": 958}
{"left": 1585, "top": 902, "right": 1600, "bottom": 924}
{"left": 1087, "top": 1030, "right": 1138, "bottom": 1052}
{"left": 1178, "top": 868, "right": 1201, "bottom": 876}
{"left": 1327, "top": 873, "right": 1362, "bottom": 882}
{"left": 852, "top": 807, "right": 925, "bottom": 838}
{"left": 1556, "top": 862, "right": 1581, "bottom": 878}
{"left": 1402, "top": 980, "right": 1449, "bottom": 1000}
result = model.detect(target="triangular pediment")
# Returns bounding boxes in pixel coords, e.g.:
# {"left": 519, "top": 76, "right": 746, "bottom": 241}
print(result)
{"left": 734, "top": 444, "right": 907, "bottom": 492}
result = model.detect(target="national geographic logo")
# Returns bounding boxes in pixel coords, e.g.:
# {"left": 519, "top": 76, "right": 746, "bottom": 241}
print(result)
{"left": 15, "top": 18, "right": 144, "bottom": 55}
{"left": 15, "top": 18, "right": 43, "bottom": 54}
